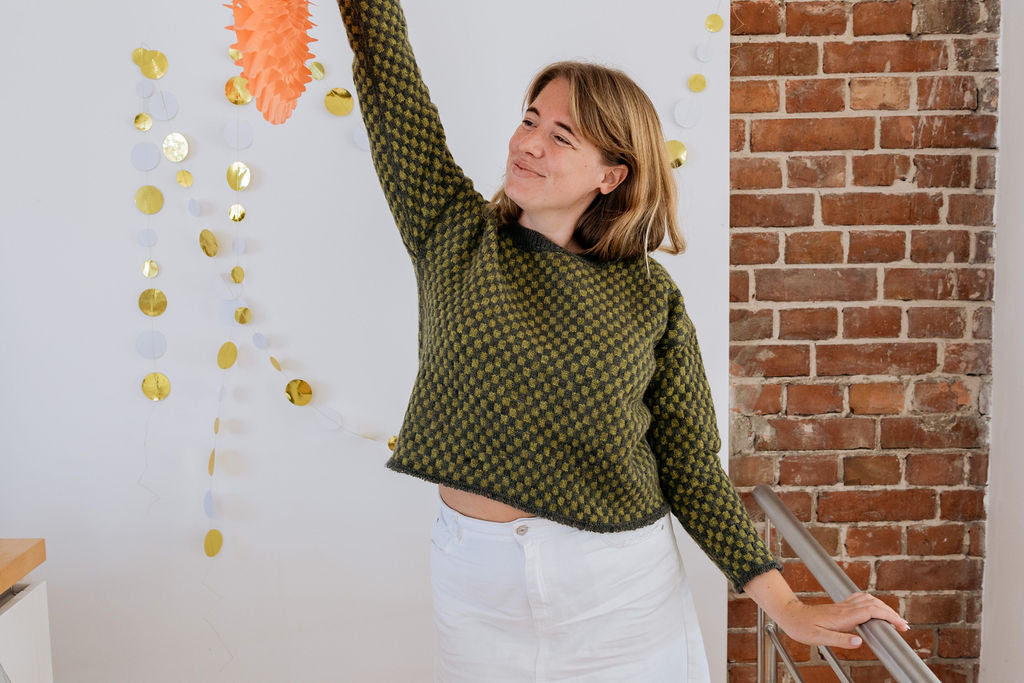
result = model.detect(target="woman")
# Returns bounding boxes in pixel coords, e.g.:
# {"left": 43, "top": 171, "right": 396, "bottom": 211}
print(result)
{"left": 336, "top": 1, "right": 909, "bottom": 680}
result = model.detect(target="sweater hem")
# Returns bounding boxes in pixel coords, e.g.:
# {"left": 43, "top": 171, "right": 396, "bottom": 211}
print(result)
{"left": 385, "top": 457, "right": 672, "bottom": 533}
{"left": 730, "top": 559, "right": 784, "bottom": 594}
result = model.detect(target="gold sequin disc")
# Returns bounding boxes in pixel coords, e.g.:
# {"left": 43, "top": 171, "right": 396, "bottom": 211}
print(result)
{"left": 176, "top": 170, "right": 193, "bottom": 187}
{"left": 665, "top": 140, "right": 688, "bottom": 169}
{"left": 226, "top": 162, "right": 251, "bottom": 190}
{"left": 162, "top": 132, "right": 189, "bottom": 162}
{"left": 228, "top": 48, "right": 242, "bottom": 62}
{"left": 131, "top": 47, "right": 147, "bottom": 66}
{"left": 134, "top": 185, "right": 164, "bottom": 214}
{"left": 142, "top": 372, "right": 170, "bottom": 400}
{"left": 134, "top": 113, "right": 152, "bottom": 131}
{"left": 228, "top": 204, "right": 246, "bottom": 222}
{"left": 217, "top": 341, "right": 238, "bottom": 369}
{"left": 234, "top": 307, "right": 252, "bottom": 324}
{"left": 208, "top": 448, "right": 216, "bottom": 475}
{"left": 225, "top": 76, "right": 252, "bottom": 105}
{"left": 269, "top": 356, "right": 282, "bottom": 371}
{"left": 387, "top": 435, "right": 398, "bottom": 451}
{"left": 139, "top": 50, "right": 168, "bottom": 79}
{"left": 688, "top": 74, "right": 707, "bottom": 93}
{"left": 705, "top": 13, "right": 724, "bottom": 32}
{"left": 285, "top": 379, "right": 313, "bottom": 406}
{"left": 199, "top": 229, "right": 218, "bottom": 257}
{"left": 143, "top": 259, "right": 159, "bottom": 278}
{"left": 214, "top": 417, "right": 220, "bottom": 434}
{"left": 309, "top": 62, "right": 325, "bottom": 79}
{"left": 204, "top": 529, "right": 223, "bottom": 557}
{"left": 325, "top": 87, "right": 354, "bottom": 116}
{"left": 230, "top": 266, "right": 245, "bottom": 283}
{"left": 139, "top": 288, "right": 167, "bottom": 316}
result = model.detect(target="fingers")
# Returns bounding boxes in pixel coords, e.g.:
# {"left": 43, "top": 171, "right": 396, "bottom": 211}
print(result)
{"left": 840, "top": 592, "right": 910, "bottom": 631}
{"left": 811, "top": 625, "right": 863, "bottom": 650}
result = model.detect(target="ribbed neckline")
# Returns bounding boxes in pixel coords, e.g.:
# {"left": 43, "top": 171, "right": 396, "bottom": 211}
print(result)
{"left": 503, "top": 220, "right": 603, "bottom": 264}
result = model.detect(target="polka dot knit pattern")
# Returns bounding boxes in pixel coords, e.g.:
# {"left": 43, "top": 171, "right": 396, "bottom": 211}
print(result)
{"left": 336, "top": 0, "right": 781, "bottom": 592}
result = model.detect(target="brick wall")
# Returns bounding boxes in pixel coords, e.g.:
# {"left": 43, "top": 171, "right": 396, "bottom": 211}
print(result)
{"left": 726, "top": 1, "right": 998, "bottom": 681}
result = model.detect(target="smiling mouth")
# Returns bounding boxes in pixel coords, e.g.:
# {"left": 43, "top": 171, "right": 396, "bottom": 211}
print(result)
{"left": 513, "top": 161, "right": 542, "bottom": 177}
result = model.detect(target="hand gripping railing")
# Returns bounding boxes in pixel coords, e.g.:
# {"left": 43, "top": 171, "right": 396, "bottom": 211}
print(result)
{"left": 751, "top": 485, "right": 941, "bottom": 683}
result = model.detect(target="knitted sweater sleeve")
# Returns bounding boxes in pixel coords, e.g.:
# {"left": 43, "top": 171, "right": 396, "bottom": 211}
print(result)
{"left": 336, "top": 0, "right": 486, "bottom": 260}
{"left": 643, "top": 282, "right": 782, "bottom": 593}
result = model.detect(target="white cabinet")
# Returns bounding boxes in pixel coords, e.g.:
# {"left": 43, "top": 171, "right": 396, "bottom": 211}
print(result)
{"left": 0, "top": 582, "right": 53, "bottom": 683}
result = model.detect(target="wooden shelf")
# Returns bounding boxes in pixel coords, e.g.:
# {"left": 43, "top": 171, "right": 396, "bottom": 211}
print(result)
{"left": 0, "top": 539, "right": 46, "bottom": 594}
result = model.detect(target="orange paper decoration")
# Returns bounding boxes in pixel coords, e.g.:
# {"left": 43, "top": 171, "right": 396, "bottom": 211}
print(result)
{"left": 224, "top": 0, "right": 318, "bottom": 125}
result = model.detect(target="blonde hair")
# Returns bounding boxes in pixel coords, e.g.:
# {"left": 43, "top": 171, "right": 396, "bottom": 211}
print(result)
{"left": 486, "top": 60, "right": 686, "bottom": 274}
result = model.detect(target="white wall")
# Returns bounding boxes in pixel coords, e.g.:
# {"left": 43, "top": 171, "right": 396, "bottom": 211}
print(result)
{"left": 0, "top": 1, "right": 732, "bottom": 680}
{"left": 979, "top": 1, "right": 1023, "bottom": 679}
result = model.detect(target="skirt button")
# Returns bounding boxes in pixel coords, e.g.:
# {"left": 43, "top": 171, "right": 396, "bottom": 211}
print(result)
{"left": 515, "top": 525, "right": 529, "bottom": 535}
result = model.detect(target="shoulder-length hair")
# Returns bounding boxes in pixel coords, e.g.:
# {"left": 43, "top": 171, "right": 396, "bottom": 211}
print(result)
{"left": 485, "top": 60, "right": 686, "bottom": 272}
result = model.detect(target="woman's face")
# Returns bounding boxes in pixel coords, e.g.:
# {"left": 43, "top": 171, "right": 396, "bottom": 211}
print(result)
{"left": 504, "top": 77, "right": 626, "bottom": 222}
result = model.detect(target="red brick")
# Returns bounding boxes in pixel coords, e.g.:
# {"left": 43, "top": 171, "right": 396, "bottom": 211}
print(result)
{"left": 917, "top": 0, "right": 999, "bottom": 34}
{"left": 741, "top": 490, "right": 813, "bottom": 522}
{"left": 756, "top": 269, "right": 877, "bottom": 301}
{"left": 844, "top": 455, "right": 900, "bottom": 485}
{"left": 850, "top": 77, "right": 910, "bottom": 110}
{"left": 730, "top": 270, "right": 749, "bottom": 303}
{"left": 779, "top": 307, "right": 838, "bottom": 340}
{"left": 876, "top": 559, "right": 983, "bottom": 590}
{"left": 938, "top": 627, "right": 981, "bottom": 658}
{"left": 731, "top": 232, "right": 780, "bottom": 264}
{"left": 779, "top": 454, "right": 839, "bottom": 485}
{"left": 973, "top": 232, "right": 994, "bottom": 263}
{"left": 926, "top": 663, "right": 974, "bottom": 683}
{"left": 975, "top": 156, "right": 996, "bottom": 189}
{"left": 955, "top": 267, "right": 994, "bottom": 300}
{"left": 731, "top": 118, "right": 746, "bottom": 152}
{"left": 968, "top": 452, "right": 988, "bottom": 485}
{"left": 848, "top": 231, "right": 906, "bottom": 263}
{"left": 731, "top": 0, "right": 782, "bottom": 35}
{"left": 907, "top": 523, "right": 965, "bottom": 555}
{"left": 846, "top": 526, "right": 902, "bottom": 556}
{"left": 819, "top": 490, "right": 934, "bottom": 522}
{"left": 849, "top": 382, "right": 905, "bottom": 414}
{"left": 727, "top": 596, "right": 758, "bottom": 628}
{"left": 786, "top": 1, "right": 847, "bottom": 35}
{"left": 787, "top": 384, "right": 843, "bottom": 414}
{"left": 732, "top": 383, "right": 783, "bottom": 414}
{"left": 752, "top": 118, "right": 875, "bottom": 152}
{"left": 822, "top": 193, "right": 941, "bottom": 225}
{"left": 757, "top": 417, "right": 875, "bottom": 451}
{"left": 883, "top": 268, "right": 956, "bottom": 300}
{"left": 843, "top": 307, "right": 902, "bottom": 339}
{"left": 787, "top": 155, "right": 845, "bottom": 187}
{"left": 730, "top": 308, "right": 774, "bottom": 341}
{"left": 731, "top": 194, "right": 815, "bottom": 227}
{"left": 780, "top": 525, "right": 841, "bottom": 558}
{"left": 913, "top": 154, "right": 972, "bottom": 188}
{"left": 880, "top": 415, "right": 984, "bottom": 449}
{"left": 817, "top": 343, "right": 937, "bottom": 376}
{"left": 906, "top": 307, "right": 967, "bottom": 338}
{"left": 941, "top": 490, "right": 985, "bottom": 521}
{"left": 731, "top": 80, "right": 780, "bottom": 114}
{"left": 966, "top": 593, "right": 982, "bottom": 622}
{"left": 910, "top": 230, "right": 970, "bottom": 263}
{"left": 943, "top": 343, "right": 991, "bottom": 374}
{"left": 948, "top": 194, "right": 995, "bottom": 225}
{"left": 979, "top": 76, "right": 998, "bottom": 113}
{"left": 954, "top": 38, "right": 999, "bottom": 71}
{"left": 905, "top": 594, "right": 961, "bottom": 624}
{"left": 785, "top": 231, "right": 843, "bottom": 264}
{"left": 969, "top": 523, "right": 985, "bottom": 556}
{"left": 906, "top": 452, "right": 965, "bottom": 485}
{"left": 852, "top": 154, "right": 911, "bottom": 186}
{"left": 729, "top": 455, "right": 777, "bottom": 486}
{"left": 853, "top": 0, "right": 913, "bottom": 35}
{"left": 786, "top": 78, "right": 845, "bottom": 112}
{"left": 730, "top": 344, "right": 811, "bottom": 377}
{"left": 972, "top": 307, "right": 992, "bottom": 339}
{"left": 731, "top": 157, "right": 782, "bottom": 189}
{"left": 782, "top": 560, "right": 871, "bottom": 592}
{"left": 731, "top": 42, "right": 819, "bottom": 77}
{"left": 880, "top": 115, "right": 998, "bottom": 149}
{"left": 824, "top": 40, "right": 947, "bottom": 73}
{"left": 911, "top": 380, "right": 972, "bottom": 413}
{"left": 918, "top": 76, "right": 979, "bottom": 111}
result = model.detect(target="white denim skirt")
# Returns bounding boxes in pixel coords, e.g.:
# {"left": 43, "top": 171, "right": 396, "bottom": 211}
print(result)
{"left": 430, "top": 491, "right": 710, "bottom": 682}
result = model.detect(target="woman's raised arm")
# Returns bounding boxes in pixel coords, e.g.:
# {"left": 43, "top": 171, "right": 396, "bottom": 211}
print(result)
{"left": 336, "top": 0, "right": 485, "bottom": 260}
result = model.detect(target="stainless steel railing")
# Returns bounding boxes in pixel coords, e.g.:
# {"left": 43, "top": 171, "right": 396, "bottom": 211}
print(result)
{"left": 751, "top": 484, "right": 941, "bottom": 683}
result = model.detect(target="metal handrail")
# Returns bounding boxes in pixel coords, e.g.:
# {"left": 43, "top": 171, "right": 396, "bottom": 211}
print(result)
{"left": 751, "top": 484, "right": 941, "bottom": 683}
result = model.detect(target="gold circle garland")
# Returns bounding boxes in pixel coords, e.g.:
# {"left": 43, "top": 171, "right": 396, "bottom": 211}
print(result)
{"left": 665, "top": 140, "right": 688, "bottom": 169}
{"left": 135, "top": 185, "right": 164, "bottom": 214}
{"left": 142, "top": 372, "right": 171, "bottom": 400}
{"left": 199, "top": 229, "right": 219, "bottom": 257}
{"left": 217, "top": 341, "right": 238, "bottom": 369}
{"left": 325, "top": 87, "right": 354, "bottom": 116}
{"left": 285, "top": 379, "right": 313, "bottom": 406}
{"left": 227, "top": 162, "right": 251, "bottom": 190}
{"left": 139, "top": 288, "right": 167, "bottom": 316}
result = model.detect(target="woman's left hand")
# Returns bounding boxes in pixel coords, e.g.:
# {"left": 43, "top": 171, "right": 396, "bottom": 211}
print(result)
{"left": 774, "top": 592, "right": 910, "bottom": 649}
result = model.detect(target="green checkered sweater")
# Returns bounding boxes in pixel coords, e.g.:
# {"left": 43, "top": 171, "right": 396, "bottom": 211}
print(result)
{"left": 337, "top": 0, "right": 781, "bottom": 591}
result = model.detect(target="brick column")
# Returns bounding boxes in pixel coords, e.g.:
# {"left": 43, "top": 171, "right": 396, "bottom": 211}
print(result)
{"left": 726, "top": 2, "right": 998, "bottom": 681}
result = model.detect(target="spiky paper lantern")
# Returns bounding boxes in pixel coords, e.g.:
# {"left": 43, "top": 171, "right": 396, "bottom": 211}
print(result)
{"left": 224, "top": 0, "right": 318, "bottom": 125}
